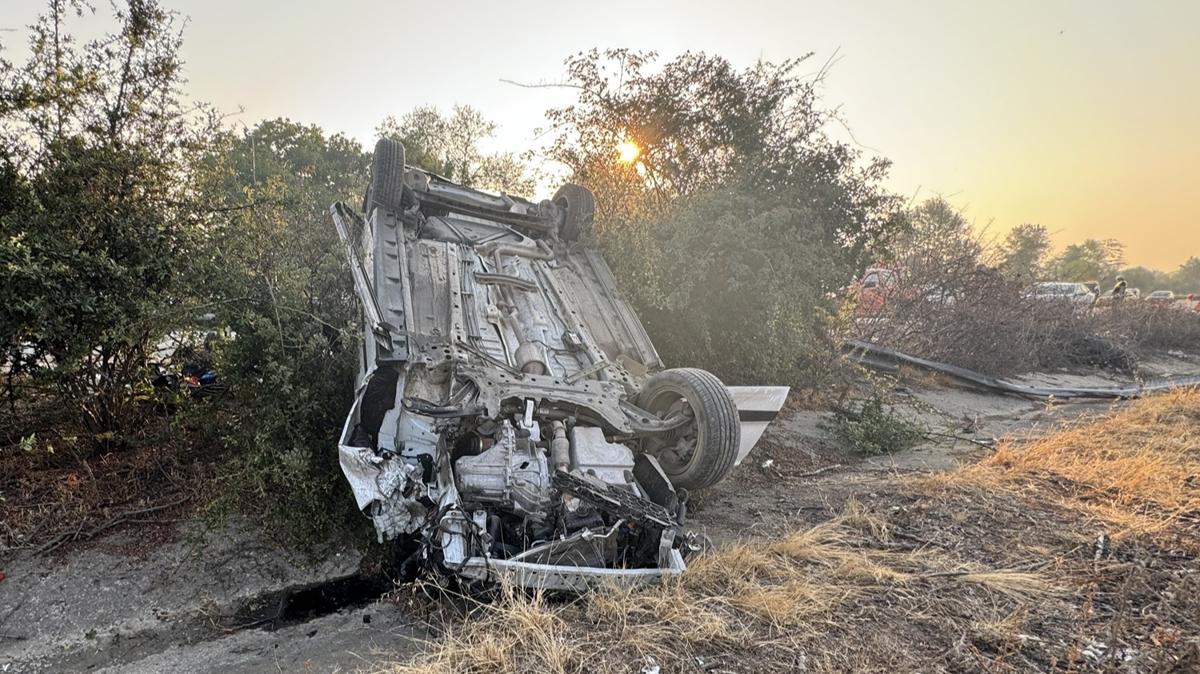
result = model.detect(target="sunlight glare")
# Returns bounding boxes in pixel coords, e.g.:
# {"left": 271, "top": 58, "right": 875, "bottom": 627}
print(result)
{"left": 616, "top": 139, "right": 640, "bottom": 163}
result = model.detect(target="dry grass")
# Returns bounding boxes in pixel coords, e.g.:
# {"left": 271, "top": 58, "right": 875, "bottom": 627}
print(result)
{"left": 932, "top": 389, "right": 1200, "bottom": 539}
{"left": 381, "top": 505, "right": 1055, "bottom": 674}
{"left": 958, "top": 571, "right": 1058, "bottom": 600}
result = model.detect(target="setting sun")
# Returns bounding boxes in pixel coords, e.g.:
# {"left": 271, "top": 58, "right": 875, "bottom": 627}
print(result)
{"left": 616, "top": 139, "right": 640, "bottom": 163}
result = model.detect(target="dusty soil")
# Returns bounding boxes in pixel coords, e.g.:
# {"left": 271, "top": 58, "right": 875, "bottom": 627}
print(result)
{"left": 3, "top": 360, "right": 1198, "bottom": 673}
{"left": 0, "top": 519, "right": 426, "bottom": 673}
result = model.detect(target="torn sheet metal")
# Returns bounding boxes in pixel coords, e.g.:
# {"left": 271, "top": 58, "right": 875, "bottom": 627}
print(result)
{"left": 729, "top": 386, "right": 791, "bottom": 464}
{"left": 338, "top": 445, "right": 428, "bottom": 541}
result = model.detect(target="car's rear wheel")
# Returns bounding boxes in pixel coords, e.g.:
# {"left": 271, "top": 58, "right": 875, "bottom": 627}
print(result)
{"left": 552, "top": 183, "right": 594, "bottom": 242}
{"left": 368, "top": 138, "right": 406, "bottom": 214}
{"left": 637, "top": 368, "right": 740, "bottom": 490}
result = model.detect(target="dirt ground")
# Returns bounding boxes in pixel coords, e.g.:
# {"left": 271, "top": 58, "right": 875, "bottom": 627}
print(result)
{"left": 3, "top": 357, "right": 1199, "bottom": 673}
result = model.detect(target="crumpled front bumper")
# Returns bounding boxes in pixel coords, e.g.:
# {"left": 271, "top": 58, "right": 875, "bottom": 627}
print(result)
{"left": 436, "top": 494, "right": 687, "bottom": 592}
{"left": 451, "top": 553, "right": 686, "bottom": 592}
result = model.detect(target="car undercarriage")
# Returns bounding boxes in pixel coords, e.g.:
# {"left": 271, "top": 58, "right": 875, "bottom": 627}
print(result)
{"left": 331, "top": 138, "right": 787, "bottom": 590}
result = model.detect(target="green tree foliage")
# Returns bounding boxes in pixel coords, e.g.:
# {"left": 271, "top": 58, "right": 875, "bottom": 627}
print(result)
{"left": 0, "top": 0, "right": 217, "bottom": 433}
{"left": 1050, "top": 238, "right": 1125, "bottom": 284}
{"left": 1112, "top": 258, "right": 1200, "bottom": 296}
{"left": 615, "top": 184, "right": 849, "bottom": 385}
{"left": 0, "top": 2, "right": 381, "bottom": 541}
{"left": 194, "top": 119, "right": 368, "bottom": 541}
{"left": 377, "top": 105, "right": 532, "bottom": 194}
{"left": 997, "top": 223, "right": 1051, "bottom": 282}
{"left": 1172, "top": 257, "right": 1200, "bottom": 294}
{"left": 1117, "top": 266, "right": 1171, "bottom": 295}
{"left": 891, "top": 197, "right": 981, "bottom": 271}
{"left": 545, "top": 50, "right": 904, "bottom": 387}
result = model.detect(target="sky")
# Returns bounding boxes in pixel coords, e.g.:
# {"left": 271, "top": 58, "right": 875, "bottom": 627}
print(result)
{"left": 2, "top": 0, "right": 1197, "bottom": 270}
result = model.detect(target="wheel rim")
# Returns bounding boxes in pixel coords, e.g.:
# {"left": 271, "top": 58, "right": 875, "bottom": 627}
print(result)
{"left": 642, "top": 387, "right": 701, "bottom": 474}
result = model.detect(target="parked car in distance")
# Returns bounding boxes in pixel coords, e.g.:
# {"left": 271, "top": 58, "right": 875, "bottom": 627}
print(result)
{"left": 1029, "top": 282, "right": 1096, "bottom": 305}
{"left": 1146, "top": 290, "right": 1176, "bottom": 304}
{"left": 848, "top": 264, "right": 912, "bottom": 316}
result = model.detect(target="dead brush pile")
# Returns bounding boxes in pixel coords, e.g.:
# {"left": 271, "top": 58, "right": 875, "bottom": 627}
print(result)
{"left": 1097, "top": 301, "right": 1200, "bottom": 355}
{"left": 852, "top": 261, "right": 1200, "bottom": 377}
{"left": 932, "top": 389, "right": 1200, "bottom": 542}
{"left": 854, "top": 273, "right": 1147, "bottom": 375}
{"left": 382, "top": 503, "right": 1060, "bottom": 674}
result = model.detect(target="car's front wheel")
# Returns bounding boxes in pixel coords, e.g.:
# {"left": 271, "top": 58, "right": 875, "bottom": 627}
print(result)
{"left": 367, "top": 138, "right": 406, "bottom": 215}
{"left": 637, "top": 368, "right": 740, "bottom": 490}
{"left": 552, "top": 183, "right": 594, "bottom": 242}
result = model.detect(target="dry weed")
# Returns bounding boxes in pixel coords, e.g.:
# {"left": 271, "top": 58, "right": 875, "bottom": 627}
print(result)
{"left": 933, "top": 389, "right": 1200, "bottom": 539}
{"left": 383, "top": 504, "right": 1049, "bottom": 674}
{"left": 959, "top": 571, "right": 1059, "bottom": 600}
{"left": 389, "top": 587, "right": 584, "bottom": 674}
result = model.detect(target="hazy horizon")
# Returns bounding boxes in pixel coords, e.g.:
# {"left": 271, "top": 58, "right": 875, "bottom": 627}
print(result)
{"left": 2, "top": 0, "right": 1197, "bottom": 270}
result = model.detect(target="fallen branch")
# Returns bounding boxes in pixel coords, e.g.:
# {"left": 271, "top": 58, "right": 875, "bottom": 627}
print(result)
{"left": 794, "top": 464, "right": 843, "bottom": 478}
{"left": 36, "top": 494, "right": 192, "bottom": 555}
{"left": 924, "top": 430, "right": 997, "bottom": 449}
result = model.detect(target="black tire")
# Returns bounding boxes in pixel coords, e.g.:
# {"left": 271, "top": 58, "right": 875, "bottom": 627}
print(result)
{"left": 552, "top": 183, "right": 594, "bottom": 242}
{"left": 369, "top": 138, "right": 406, "bottom": 214}
{"left": 637, "top": 368, "right": 740, "bottom": 490}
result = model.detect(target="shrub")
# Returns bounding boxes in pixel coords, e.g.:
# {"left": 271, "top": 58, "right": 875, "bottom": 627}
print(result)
{"left": 604, "top": 183, "right": 854, "bottom": 389}
{"left": 192, "top": 120, "right": 369, "bottom": 543}
{"left": 851, "top": 199, "right": 1195, "bottom": 376}
{"left": 831, "top": 394, "right": 927, "bottom": 456}
{"left": 0, "top": 1, "right": 218, "bottom": 435}
{"left": 859, "top": 278, "right": 1194, "bottom": 376}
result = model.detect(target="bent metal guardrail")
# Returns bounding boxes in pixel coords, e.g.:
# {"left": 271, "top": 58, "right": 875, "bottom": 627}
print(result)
{"left": 845, "top": 340, "right": 1200, "bottom": 400}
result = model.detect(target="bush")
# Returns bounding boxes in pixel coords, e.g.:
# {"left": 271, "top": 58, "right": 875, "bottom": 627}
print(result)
{"left": 602, "top": 183, "right": 853, "bottom": 388}
{"left": 859, "top": 276, "right": 1195, "bottom": 376}
{"left": 1098, "top": 302, "right": 1200, "bottom": 355}
{"left": 192, "top": 120, "right": 369, "bottom": 544}
{"left": 831, "top": 394, "right": 927, "bottom": 456}
{"left": 0, "top": 1, "right": 218, "bottom": 435}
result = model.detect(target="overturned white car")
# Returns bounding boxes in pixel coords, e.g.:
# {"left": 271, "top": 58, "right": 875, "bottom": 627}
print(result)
{"left": 331, "top": 139, "right": 786, "bottom": 590}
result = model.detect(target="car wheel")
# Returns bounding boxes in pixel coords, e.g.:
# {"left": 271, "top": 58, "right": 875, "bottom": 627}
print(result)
{"left": 637, "top": 368, "right": 740, "bottom": 490}
{"left": 369, "top": 138, "right": 406, "bottom": 214}
{"left": 552, "top": 183, "right": 594, "bottom": 242}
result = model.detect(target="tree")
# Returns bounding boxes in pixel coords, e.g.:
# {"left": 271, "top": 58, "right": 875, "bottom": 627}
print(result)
{"left": 543, "top": 50, "right": 904, "bottom": 387}
{"left": 892, "top": 198, "right": 982, "bottom": 271}
{"left": 1172, "top": 257, "right": 1200, "bottom": 294}
{"left": 997, "top": 223, "right": 1051, "bottom": 282}
{"left": 0, "top": 0, "right": 218, "bottom": 432}
{"left": 1050, "top": 239, "right": 1125, "bottom": 284}
{"left": 376, "top": 105, "right": 532, "bottom": 194}
{"left": 544, "top": 50, "right": 900, "bottom": 259}
{"left": 192, "top": 118, "right": 368, "bottom": 541}
{"left": 1117, "top": 266, "right": 1170, "bottom": 295}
